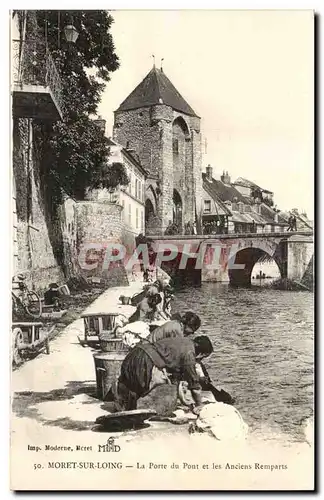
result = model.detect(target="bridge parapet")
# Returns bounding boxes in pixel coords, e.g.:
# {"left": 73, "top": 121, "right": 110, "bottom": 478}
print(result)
{"left": 148, "top": 231, "right": 313, "bottom": 242}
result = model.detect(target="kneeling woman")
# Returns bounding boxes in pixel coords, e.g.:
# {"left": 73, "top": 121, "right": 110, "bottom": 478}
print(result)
{"left": 128, "top": 293, "right": 163, "bottom": 324}
{"left": 115, "top": 335, "right": 213, "bottom": 413}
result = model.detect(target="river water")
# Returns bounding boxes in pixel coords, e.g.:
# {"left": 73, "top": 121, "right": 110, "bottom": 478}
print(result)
{"left": 173, "top": 283, "right": 314, "bottom": 443}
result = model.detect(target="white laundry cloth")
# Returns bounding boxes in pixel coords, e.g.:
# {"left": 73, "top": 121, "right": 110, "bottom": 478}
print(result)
{"left": 194, "top": 402, "right": 248, "bottom": 441}
{"left": 118, "top": 321, "right": 151, "bottom": 348}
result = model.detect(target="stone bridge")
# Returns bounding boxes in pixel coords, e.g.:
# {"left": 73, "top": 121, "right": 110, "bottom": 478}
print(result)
{"left": 147, "top": 231, "right": 314, "bottom": 287}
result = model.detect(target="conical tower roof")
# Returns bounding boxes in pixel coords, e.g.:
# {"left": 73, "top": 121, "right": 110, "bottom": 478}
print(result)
{"left": 116, "top": 67, "right": 199, "bottom": 117}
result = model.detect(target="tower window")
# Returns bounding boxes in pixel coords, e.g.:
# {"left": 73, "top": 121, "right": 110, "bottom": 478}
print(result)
{"left": 173, "top": 139, "right": 179, "bottom": 154}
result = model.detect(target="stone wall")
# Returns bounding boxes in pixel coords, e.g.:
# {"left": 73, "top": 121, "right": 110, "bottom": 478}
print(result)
{"left": 191, "top": 129, "right": 203, "bottom": 232}
{"left": 159, "top": 116, "right": 173, "bottom": 228}
{"left": 172, "top": 119, "right": 187, "bottom": 195}
{"left": 200, "top": 241, "right": 241, "bottom": 283}
{"left": 60, "top": 199, "right": 129, "bottom": 287}
{"left": 145, "top": 215, "right": 163, "bottom": 236}
{"left": 12, "top": 117, "right": 64, "bottom": 292}
{"left": 75, "top": 201, "right": 123, "bottom": 244}
{"left": 58, "top": 197, "right": 78, "bottom": 279}
{"left": 287, "top": 235, "right": 314, "bottom": 283}
{"left": 114, "top": 106, "right": 165, "bottom": 178}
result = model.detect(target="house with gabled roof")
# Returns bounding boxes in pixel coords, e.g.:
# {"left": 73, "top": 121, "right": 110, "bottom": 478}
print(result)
{"left": 202, "top": 166, "right": 288, "bottom": 234}
{"left": 233, "top": 177, "right": 274, "bottom": 207}
{"left": 86, "top": 129, "right": 148, "bottom": 238}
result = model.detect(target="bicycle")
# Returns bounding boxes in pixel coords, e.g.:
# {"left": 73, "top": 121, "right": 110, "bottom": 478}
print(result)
{"left": 12, "top": 273, "right": 42, "bottom": 319}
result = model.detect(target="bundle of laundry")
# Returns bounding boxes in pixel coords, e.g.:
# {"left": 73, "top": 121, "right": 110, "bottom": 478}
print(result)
{"left": 189, "top": 402, "right": 248, "bottom": 441}
{"left": 117, "top": 321, "right": 151, "bottom": 349}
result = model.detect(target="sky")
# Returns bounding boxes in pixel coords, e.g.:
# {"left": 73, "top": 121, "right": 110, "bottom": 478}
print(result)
{"left": 98, "top": 10, "right": 314, "bottom": 218}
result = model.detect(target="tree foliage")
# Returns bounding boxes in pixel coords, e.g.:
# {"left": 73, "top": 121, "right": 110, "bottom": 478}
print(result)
{"left": 29, "top": 10, "right": 129, "bottom": 201}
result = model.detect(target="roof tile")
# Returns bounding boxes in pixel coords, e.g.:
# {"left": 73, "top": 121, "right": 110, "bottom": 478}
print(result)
{"left": 202, "top": 173, "right": 252, "bottom": 204}
{"left": 116, "top": 67, "right": 198, "bottom": 117}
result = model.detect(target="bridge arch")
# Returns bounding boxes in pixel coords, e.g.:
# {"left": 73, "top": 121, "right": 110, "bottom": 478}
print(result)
{"left": 228, "top": 248, "right": 283, "bottom": 287}
{"left": 227, "top": 239, "right": 284, "bottom": 287}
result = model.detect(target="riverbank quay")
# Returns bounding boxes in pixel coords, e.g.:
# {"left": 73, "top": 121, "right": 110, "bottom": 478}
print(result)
{"left": 12, "top": 278, "right": 144, "bottom": 389}
{"left": 11, "top": 279, "right": 314, "bottom": 491}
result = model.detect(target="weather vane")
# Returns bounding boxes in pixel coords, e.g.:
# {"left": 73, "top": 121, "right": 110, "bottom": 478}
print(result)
{"left": 152, "top": 54, "right": 155, "bottom": 68}
{"left": 161, "top": 58, "right": 164, "bottom": 70}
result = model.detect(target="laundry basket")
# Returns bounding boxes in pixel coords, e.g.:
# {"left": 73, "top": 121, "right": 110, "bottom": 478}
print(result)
{"left": 99, "top": 337, "right": 128, "bottom": 353}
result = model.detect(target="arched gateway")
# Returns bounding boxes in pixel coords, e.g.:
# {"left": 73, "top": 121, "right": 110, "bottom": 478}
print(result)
{"left": 173, "top": 189, "right": 183, "bottom": 230}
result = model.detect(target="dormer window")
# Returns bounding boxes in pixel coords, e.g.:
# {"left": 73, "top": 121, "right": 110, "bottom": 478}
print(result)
{"left": 237, "top": 202, "right": 244, "bottom": 214}
{"left": 204, "top": 200, "right": 211, "bottom": 213}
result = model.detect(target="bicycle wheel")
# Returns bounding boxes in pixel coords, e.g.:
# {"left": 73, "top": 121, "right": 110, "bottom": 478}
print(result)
{"left": 25, "top": 291, "right": 42, "bottom": 318}
{"left": 12, "top": 292, "right": 25, "bottom": 320}
{"left": 12, "top": 327, "right": 24, "bottom": 367}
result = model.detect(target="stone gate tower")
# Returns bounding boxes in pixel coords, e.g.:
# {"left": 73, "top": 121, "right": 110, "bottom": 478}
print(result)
{"left": 113, "top": 65, "right": 202, "bottom": 235}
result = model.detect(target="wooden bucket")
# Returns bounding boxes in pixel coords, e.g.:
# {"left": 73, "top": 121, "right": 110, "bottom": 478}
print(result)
{"left": 93, "top": 352, "right": 127, "bottom": 401}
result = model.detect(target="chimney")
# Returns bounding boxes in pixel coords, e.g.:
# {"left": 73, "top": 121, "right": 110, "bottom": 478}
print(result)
{"left": 221, "top": 170, "right": 231, "bottom": 184}
{"left": 94, "top": 116, "right": 106, "bottom": 134}
{"left": 206, "top": 164, "right": 213, "bottom": 181}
